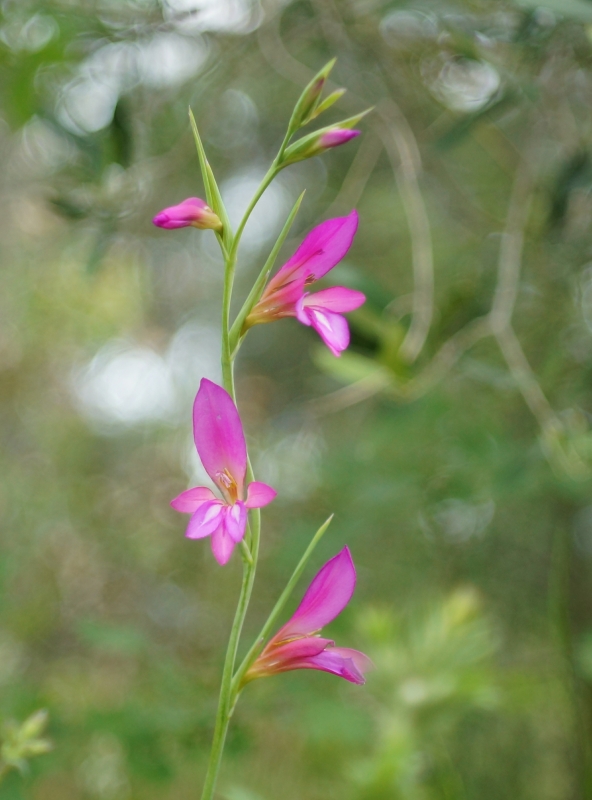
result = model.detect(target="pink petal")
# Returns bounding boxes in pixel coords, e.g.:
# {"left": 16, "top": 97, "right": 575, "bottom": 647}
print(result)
{"left": 267, "top": 637, "right": 333, "bottom": 663}
{"left": 185, "top": 499, "right": 224, "bottom": 539}
{"left": 193, "top": 379, "right": 247, "bottom": 499}
{"left": 224, "top": 502, "right": 247, "bottom": 543}
{"left": 245, "top": 482, "right": 277, "bottom": 509}
{"left": 211, "top": 523, "right": 237, "bottom": 565}
{"left": 319, "top": 129, "right": 361, "bottom": 148}
{"left": 153, "top": 198, "right": 208, "bottom": 229}
{"left": 303, "top": 287, "right": 366, "bottom": 314}
{"left": 277, "top": 547, "right": 356, "bottom": 639}
{"left": 306, "top": 308, "right": 351, "bottom": 357}
{"left": 301, "top": 647, "right": 370, "bottom": 684}
{"left": 171, "top": 486, "right": 216, "bottom": 513}
{"left": 267, "top": 211, "right": 358, "bottom": 290}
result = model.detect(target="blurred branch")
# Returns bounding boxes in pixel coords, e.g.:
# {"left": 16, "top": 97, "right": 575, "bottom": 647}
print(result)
{"left": 373, "top": 101, "right": 434, "bottom": 365}
{"left": 324, "top": 130, "right": 382, "bottom": 217}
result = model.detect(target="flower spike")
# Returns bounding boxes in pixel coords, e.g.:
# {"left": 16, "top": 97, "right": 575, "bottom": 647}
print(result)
{"left": 171, "top": 379, "right": 276, "bottom": 565}
{"left": 153, "top": 197, "right": 222, "bottom": 232}
{"left": 244, "top": 547, "right": 372, "bottom": 685}
{"left": 244, "top": 211, "right": 365, "bottom": 356}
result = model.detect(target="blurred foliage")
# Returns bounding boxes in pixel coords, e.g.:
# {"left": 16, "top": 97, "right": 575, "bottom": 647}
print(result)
{"left": 2, "top": 0, "right": 592, "bottom": 799}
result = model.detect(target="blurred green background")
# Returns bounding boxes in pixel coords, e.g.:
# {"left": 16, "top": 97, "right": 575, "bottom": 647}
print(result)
{"left": 2, "top": 0, "right": 592, "bottom": 797}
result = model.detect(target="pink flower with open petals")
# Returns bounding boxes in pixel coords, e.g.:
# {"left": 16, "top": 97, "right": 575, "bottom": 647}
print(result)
{"left": 245, "top": 211, "right": 365, "bottom": 356}
{"left": 153, "top": 197, "right": 222, "bottom": 231}
{"left": 171, "top": 379, "right": 276, "bottom": 565}
{"left": 244, "top": 547, "right": 372, "bottom": 685}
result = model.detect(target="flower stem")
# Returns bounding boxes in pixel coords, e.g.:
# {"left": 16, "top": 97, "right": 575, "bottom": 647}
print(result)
{"left": 201, "top": 156, "right": 277, "bottom": 797}
{"left": 199, "top": 511, "right": 259, "bottom": 800}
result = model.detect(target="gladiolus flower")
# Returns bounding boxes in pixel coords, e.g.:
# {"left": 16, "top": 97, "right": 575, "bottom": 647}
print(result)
{"left": 171, "top": 379, "right": 276, "bottom": 565}
{"left": 244, "top": 547, "right": 372, "bottom": 685}
{"left": 153, "top": 197, "right": 222, "bottom": 232}
{"left": 245, "top": 211, "right": 365, "bottom": 356}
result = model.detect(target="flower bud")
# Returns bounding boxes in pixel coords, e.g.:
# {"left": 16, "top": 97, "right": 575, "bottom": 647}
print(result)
{"left": 153, "top": 197, "right": 222, "bottom": 232}
{"left": 289, "top": 58, "right": 336, "bottom": 130}
{"left": 281, "top": 127, "right": 361, "bottom": 166}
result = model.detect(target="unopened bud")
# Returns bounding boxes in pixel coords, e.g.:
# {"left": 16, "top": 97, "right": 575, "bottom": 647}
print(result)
{"left": 153, "top": 197, "right": 222, "bottom": 232}
{"left": 281, "top": 127, "right": 361, "bottom": 166}
{"left": 289, "top": 58, "right": 336, "bottom": 130}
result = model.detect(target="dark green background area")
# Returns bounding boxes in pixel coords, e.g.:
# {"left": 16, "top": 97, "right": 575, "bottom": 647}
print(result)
{"left": 1, "top": 0, "right": 592, "bottom": 797}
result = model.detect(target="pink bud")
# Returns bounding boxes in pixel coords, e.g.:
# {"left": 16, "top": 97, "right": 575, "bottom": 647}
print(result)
{"left": 153, "top": 197, "right": 222, "bottom": 232}
{"left": 319, "top": 129, "right": 361, "bottom": 148}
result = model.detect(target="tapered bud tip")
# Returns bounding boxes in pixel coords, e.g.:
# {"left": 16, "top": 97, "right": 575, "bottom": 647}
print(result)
{"left": 152, "top": 197, "right": 222, "bottom": 232}
{"left": 320, "top": 129, "right": 361, "bottom": 148}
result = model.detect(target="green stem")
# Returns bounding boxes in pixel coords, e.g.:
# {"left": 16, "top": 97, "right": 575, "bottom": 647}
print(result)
{"left": 199, "top": 511, "right": 260, "bottom": 800}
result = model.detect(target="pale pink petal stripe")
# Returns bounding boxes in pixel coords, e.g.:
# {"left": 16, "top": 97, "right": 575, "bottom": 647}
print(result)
{"left": 224, "top": 502, "right": 248, "bottom": 543}
{"left": 306, "top": 308, "right": 350, "bottom": 357}
{"left": 185, "top": 500, "right": 224, "bottom": 539}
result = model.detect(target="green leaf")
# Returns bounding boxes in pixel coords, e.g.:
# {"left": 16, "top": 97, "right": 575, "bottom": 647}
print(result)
{"left": 308, "top": 88, "right": 346, "bottom": 121}
{"left": 188, "top": 107, "right": 232, "bottom": 247}
{"left": 228, "top": 190, "right": 305, "bottom": 354}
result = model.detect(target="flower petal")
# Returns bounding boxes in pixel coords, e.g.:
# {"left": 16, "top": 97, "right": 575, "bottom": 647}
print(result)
{"left": 193, "top": 379, "right": 247, "bottom": 498}
{"left": 306, "top": 308, "right": 350, "bottom": 357}
{"left": 171, "top": 486, "right": 216, "bottom": 513}
{"left": 224, "top": 502, "right": 247, "bottom": 543}
{"left": 277, "top": 547, "right": 356, "bottom": 639}
{"left": 299, "top": 646, "right": 370, "bottom": 684}
{"left": 185, "top": 500, "right": 224, "bottom": 539}
{"left": 211, "top": 522, "right": 237, "bottom": 565}
{"left": 303, "top": 286, "right": 366, "bottom": 313}
{"left": 245, "top": 481, "right": 277, "bottom": 509}
{"left": 153, "top": 198, "right": 208, "bottom": 229}
{"left": 267, "top": 211, "right": 358, "bottom": 290}
{"left": 267, "top": 637, "right": 333, "bottom": 663}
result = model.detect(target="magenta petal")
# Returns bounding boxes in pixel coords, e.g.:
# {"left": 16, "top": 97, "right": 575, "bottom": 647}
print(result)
{"left": 269, "top": 211, "right": 359, "bottom": 288}
{"left": 319, "top": 129, "right": 361, "bottom": 148}
{"left": 302, "top": 647, "right": 369, "bottom": 684}
{"left": 186, "top": 500, "right": 224, "bottom": 539}
{"left": 224, "top": 502, "right": 247, "bottom": 543}
{"left": 295, "top": 295, "right": 312, "bottom": 326}
{"left": 245, "top": 482, "right": 277, "bottom": 509}
{"left": 269, "top": 637, "right": 333, "bottom": 663}
{"left": 153, "top": 198, "right": 208, "bottom": 229}
{"left": 171, "top": 486, "right": 216, "bottom": 513}
{"left": 307, "top": 308, "right": 350, "bottom": 357}
{"left": 211, "top": 523, "right": 236, "bottom": 565}
{"left": 278, "top": 547, "right": 356, "bottom": 639}
{"left": 304, "top": 287, "right": 366, "bottom": 313}
{"left": 193, "top": 379, "right": 247, "bottom": 497}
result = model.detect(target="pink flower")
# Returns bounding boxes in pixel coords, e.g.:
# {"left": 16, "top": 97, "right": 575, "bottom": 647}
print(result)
{"left": 245, "top": 211, "right": 365, "bottom": 356}
{"left": 244, "top": 547, "right": 372, "bottom": 685}
{"left": 153, "top": 197, "right": 222, "bottom": 231}
{"left": 171, "top": 379, "right": 276, "bottom": 565}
